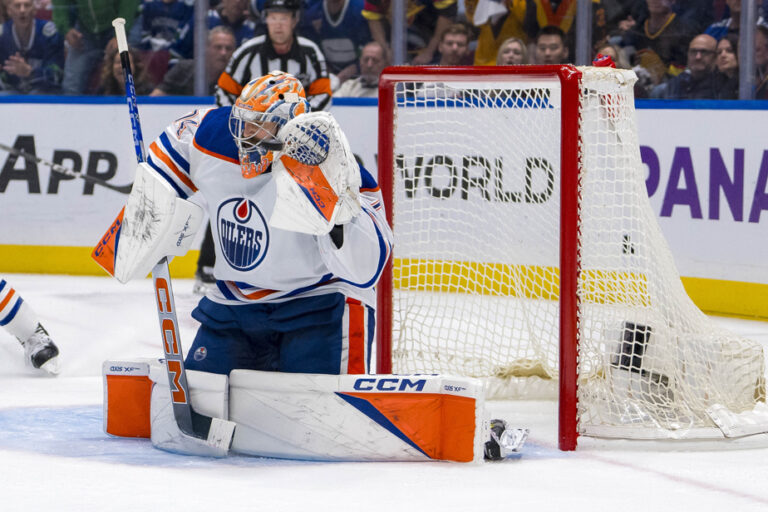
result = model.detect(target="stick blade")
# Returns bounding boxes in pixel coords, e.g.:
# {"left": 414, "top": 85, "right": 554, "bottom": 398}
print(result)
{"left": 92, "top": 207, "right": 124, "bottom": 277}
{"left": 206, "top": 418, "right": 237, "bottom": 453}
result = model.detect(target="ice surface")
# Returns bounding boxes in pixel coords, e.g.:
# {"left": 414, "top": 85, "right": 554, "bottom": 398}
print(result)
{"left": 1, "top": 274, "right": 768, "bottom": 511}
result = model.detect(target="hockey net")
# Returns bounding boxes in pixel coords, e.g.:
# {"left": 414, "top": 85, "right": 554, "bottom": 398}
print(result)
{"left": 376, "top": 65, "right": 768, "bottom": 449}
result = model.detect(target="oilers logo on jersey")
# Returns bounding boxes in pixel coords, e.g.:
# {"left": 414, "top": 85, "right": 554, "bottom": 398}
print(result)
{"left": 217, "top": 198, "right": 269, "bottom": 271}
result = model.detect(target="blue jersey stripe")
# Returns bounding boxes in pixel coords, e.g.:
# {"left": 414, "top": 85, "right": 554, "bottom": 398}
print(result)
{"left": 147, "top": 155, "right": 189, "bottom": 199}
{"left": 280, "top": 273, "right": 337, "bottom": 299}
{"left": 227, "top": 273, "right": 337, "bottom": 302}
{"left": 159, "top": 132, "right": 190, "bottom": 173}
{"left": 216, "top": 281, "right": 238, "bottom": 301}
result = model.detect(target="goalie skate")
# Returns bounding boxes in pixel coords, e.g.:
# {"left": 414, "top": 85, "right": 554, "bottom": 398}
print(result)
{"left": 484, "top": 419, "right": 528, "bottom": 461}
{"left": 20, "top": 323, "right": 60, "bottom": 375}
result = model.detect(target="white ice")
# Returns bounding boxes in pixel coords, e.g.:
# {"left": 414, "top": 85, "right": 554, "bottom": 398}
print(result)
{"left": 1, "top": 274, "right": 768, "bottom": 511}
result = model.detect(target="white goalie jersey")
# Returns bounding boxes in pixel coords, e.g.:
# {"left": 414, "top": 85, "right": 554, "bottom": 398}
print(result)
{"left": 144, "top": 106, "right": 392, "bottom": 308}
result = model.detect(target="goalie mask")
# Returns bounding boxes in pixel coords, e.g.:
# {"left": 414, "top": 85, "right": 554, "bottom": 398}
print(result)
{"left": 229, "top": 71, "right": 310, "bottom": 178}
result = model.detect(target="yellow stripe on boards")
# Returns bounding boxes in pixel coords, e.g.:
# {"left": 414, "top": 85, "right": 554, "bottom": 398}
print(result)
{"left": 0, "top": 245, "right": 200, "bottom": 278}
{"left": 680, "top": 277, "right": 768, "bottom": 320}
{"left": 394, "top": 258, "right": 560, "bottom": 300}
{"left": 392, "top": 258, "right": 768, "bottom": 319}
{"left": 1, "top": 249, "right": 766, "bottom": 319}
{"left": 580, "top": 269, "right": 650, "bottom": 308}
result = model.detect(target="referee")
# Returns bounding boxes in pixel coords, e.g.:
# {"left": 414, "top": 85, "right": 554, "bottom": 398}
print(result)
{"left": 214, "top": 0, "right": 332, "bottom": 111}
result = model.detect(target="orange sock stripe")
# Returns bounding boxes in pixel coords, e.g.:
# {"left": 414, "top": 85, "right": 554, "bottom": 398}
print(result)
{"left": 0, "top": 288, "right": 16, "bottom": 312}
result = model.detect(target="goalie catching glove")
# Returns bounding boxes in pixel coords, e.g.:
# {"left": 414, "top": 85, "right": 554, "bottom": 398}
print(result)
{"left": 269, "top": 111, "right": 362, "bottom": 235}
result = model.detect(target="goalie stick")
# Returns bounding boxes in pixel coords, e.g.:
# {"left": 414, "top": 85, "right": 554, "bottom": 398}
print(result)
{"left": 112, "top": 17, "right": 235, "bottom": 454}
{"left": 0, "top": 141, "right": 132, "bottom": 194}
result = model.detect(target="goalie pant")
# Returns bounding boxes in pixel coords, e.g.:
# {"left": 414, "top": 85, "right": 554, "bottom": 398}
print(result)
{"left": 127, "top": 105, "right": 392, "bottom": 376}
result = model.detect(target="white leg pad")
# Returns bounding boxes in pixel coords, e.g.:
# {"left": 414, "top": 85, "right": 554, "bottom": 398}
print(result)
{"left": 228, "top": 371, "right": 487, "bottom": 463}
{"left": 149, "top": 365, "right": 230, "bottom": 457}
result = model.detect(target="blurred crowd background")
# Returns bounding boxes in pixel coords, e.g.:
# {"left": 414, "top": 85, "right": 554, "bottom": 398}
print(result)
{"left": 0, "top": 0, "right": 765, "bottom": 100}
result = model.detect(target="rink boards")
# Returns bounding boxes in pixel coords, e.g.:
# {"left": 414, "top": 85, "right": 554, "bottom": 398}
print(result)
{"left": 0, "top": 97, "right": 766, "bottom": 318}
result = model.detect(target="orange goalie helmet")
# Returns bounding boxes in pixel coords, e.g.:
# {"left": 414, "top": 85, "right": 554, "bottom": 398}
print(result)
{"left": 229, "top": 71, "right": 310, "bottom": 178}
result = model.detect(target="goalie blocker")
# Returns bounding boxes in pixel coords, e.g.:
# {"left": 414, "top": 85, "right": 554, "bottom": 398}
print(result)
{"left": 103, "top": 359, "right": 528, "bottom": 462}
{"left": 92, "top": 162, "right": 203, "bottom": 282}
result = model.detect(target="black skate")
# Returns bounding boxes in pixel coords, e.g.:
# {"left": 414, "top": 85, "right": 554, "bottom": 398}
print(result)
{"left": 20, "top": 323, "right": 60, "bottom": 375}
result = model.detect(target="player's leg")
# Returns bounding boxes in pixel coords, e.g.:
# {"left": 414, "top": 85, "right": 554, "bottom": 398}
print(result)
{"left": 270, "top": 293, "right": 374, "bottom": 374}
{"left": 0, "top": 278, "right": 60, "bottom": 374}
{"left": 184, "top": 297, "right": 280, "bottom": 374}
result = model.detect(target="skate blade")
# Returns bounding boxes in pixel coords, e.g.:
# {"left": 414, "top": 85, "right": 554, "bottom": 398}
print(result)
{"left": 38, "top": 356, "right": 61, "bottom": 376}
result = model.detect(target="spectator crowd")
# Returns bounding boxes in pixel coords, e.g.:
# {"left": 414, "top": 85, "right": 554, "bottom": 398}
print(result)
{"left": 0, "top": 0, "right": 766, "bottom": 99}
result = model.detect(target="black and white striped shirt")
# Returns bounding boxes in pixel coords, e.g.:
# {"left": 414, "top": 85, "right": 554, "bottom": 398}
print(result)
{"left": 215, "top": 34, "right": 332, "bottom": 111}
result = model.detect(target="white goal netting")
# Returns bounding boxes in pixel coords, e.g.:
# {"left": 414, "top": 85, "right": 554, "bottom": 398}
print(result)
{"left": 385, "top": 66, "right": 768, "bottom": 440}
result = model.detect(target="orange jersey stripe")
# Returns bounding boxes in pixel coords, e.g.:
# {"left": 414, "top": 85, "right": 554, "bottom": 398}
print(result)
{"left": 360, "top": 187, "right": 380, "bottom": 193}
{"left": 150, "top": 142, "right": 198, "bottom": 193}
{"left": 228, "top": 282, "right": 279, "bottom": 301}
{"left": 218, "top": 72, "right": 244, "bottom": 97}
{"left": 0, "top": 288, "right": 16, "bottom": 312}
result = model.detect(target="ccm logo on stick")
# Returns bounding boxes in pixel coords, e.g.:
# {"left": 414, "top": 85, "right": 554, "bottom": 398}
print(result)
{"left": 154, "top": 277, "right": 188, "bottom": 404}
{"left": 353, "top": 378, "right": 427, "bottom": 391}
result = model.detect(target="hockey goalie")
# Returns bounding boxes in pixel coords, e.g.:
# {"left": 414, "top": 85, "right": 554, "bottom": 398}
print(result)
{"left": 95, "top": 71, "right": 526, "bottom": 462}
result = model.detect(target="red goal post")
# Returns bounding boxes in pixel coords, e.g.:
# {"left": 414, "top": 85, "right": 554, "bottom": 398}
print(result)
{"left": 376, "top": 65, "right": 582, "bottom": 450}
{"left": 375, "top": 65, "right": 768, "bottom": 451}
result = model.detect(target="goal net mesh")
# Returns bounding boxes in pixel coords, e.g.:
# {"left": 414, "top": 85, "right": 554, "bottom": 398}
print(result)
{"left": 386, "top": 67, "right": 766, "bottom": 439}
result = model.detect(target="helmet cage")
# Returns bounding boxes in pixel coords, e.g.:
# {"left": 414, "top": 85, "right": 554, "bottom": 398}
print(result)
{"left": 229, "top": 97, "right": 310, "bottom": 157}
{"left": 229, "top": 71, "right": 310, "bottom": 177}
